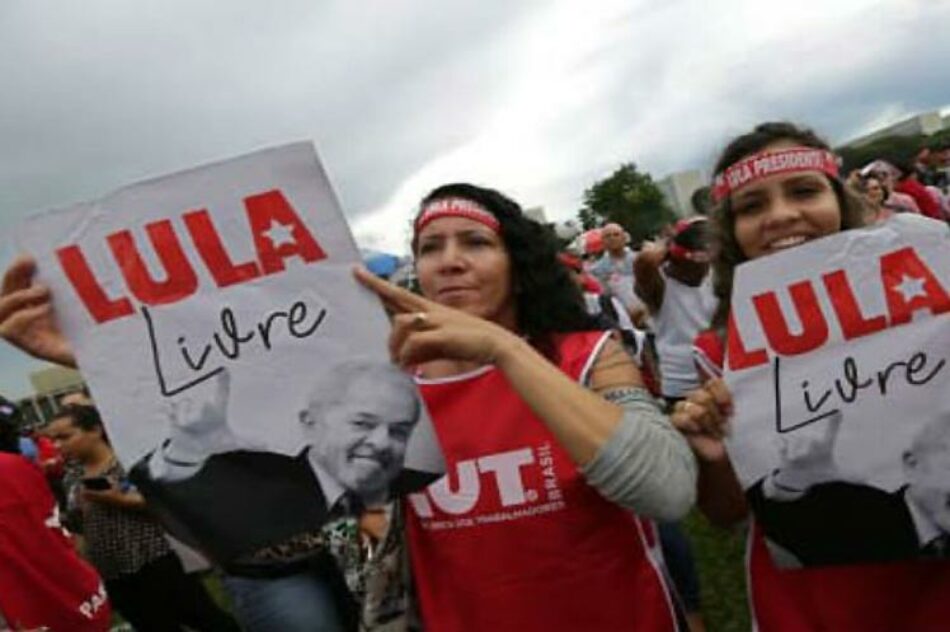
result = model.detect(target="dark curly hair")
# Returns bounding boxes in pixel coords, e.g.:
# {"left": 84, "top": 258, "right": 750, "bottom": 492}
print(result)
{"left": 52, "top": 404, "right": 110, "bottom": 444}
{"left": 709, "top": 122, "right": 867, "bottom": 331}
{"left": 413, "top": 183, "right": 596, "bottom": 357}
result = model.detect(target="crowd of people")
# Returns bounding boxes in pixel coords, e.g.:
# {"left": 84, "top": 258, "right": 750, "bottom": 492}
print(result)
{"left": 0, "top": 121, "right": 948, "bottom": 632}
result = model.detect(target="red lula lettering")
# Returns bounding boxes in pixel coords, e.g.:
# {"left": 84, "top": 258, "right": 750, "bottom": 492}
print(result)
{"left": 881, "top": 246, "right": 950, "bottom": 324}
{"left": 56, "top": 246, "right": 135, "bottom": 323}
{"left": 726, "top": 312, "right": 768, "bottom": 372}
{"left": 821, "top": 270, "right": 888, "bottom": 340}
{"left": 56, "top": 190, "right": 326, "bottom": 324}
{"left": 727, "top": 245, "right": 949, "bottom": 371}
{"left": 107, "top": 219, "right": 199, "bottom": 306}
{"left": 753, "top": 280, "right": 829, "bottom": 355}
{"left": 183, "top": 209, "right": 261, "bottom": 287}
{"left": 246, "top": 190, "right": 326, "bottom": 275}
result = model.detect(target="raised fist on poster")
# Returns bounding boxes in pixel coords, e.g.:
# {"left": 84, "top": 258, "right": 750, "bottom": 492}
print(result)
{"left": 763, "top": 411, "right": 844, "bottom": 501}
{"left": 148, "top": 370, "right": 251, "bottom": 482}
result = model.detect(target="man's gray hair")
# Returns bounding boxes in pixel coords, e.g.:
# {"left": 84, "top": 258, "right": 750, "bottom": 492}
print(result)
{"left": 302, "top": 358, "right": 420, "bottom": 422}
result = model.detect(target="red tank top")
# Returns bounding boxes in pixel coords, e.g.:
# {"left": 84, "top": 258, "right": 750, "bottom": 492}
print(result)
{"left": 405, "top": 331, "right": 677, "bottom": 632}
{"left": 693, "top": 330, "right": 950, "bottom": 631}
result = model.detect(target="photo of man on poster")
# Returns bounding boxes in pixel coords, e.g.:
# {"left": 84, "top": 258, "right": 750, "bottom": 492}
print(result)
{"left": 131, "top": 359, "right": 431, "bottom": 570}
{"left": 748, "top": 408, "right": 950, "bottom": 566}
{"left": 719, "top": 213, "right": 950, "bottom": 569}
{"left": 299, "top": 360, "right": 421, "bottom": 510}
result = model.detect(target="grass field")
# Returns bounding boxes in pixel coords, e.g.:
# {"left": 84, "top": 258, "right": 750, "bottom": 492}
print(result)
{"left": 684, "top": 511, "right": 751, "bottom": 632}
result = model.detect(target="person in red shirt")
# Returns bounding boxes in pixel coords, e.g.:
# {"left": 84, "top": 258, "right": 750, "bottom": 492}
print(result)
{"left": 354, "top": 184, "right": 697, "bottom": 632}
{"left": 0, "top": 396, "right": 111, "bottom": 632}
{"left": 674, "top": 121, "right": 950, "bottom": 631}
{"left": 892, "top": 160, "right": 943, "bottom": 220}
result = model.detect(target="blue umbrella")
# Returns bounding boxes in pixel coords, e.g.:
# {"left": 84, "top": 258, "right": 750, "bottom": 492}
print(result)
{"left": 362, "top": 250, "right": 402, "bottom": 278}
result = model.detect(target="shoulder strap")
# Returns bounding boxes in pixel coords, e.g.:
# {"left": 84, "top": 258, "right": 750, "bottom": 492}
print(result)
{"left": 598, "top": 294, "right": 617, "bottom": 322}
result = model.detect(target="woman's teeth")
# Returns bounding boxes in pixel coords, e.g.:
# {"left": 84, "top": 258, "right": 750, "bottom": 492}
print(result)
{"left": 769, "top": 235, "right": 807, "bottom": 250}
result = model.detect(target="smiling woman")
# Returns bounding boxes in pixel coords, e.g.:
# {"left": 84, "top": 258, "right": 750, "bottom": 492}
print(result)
{"left": 708, "top": 123, "right": 867, "bottom": 332}
{"left": 672, "top": 121, "right": 950, "bottom": 632}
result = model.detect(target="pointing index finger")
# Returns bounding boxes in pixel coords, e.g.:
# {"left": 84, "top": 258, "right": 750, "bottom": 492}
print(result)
{"left": 353, "top": 265, "right": 430, "bottom": 314}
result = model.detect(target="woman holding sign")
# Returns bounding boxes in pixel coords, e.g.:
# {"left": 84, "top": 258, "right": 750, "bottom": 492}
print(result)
{"left": 674, "top": 122, "right": 950, "bottom": 631}
{"left": 354, "top": 184, "right": 697, "bottom": 632}
{"left": 4, "top": 183, "right": 698, "bottom": 629}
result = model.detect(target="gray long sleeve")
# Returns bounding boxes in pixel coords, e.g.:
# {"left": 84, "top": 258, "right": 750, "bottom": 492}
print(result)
{"left": 580, "top": 386, "right": 697, "bottom": 521}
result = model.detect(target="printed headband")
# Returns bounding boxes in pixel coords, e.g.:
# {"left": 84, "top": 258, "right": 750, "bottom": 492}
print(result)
{"left": 712, "top": 147, "right": 839, "bottom": 203}
{"left": 668, "top": 242, "right": 710, "bottom": 263}
{"left": 414, "top": 197, "right": 501, "bottom": 235}
{"left": 667, "top": 218, "right": 710, "bottom": 263}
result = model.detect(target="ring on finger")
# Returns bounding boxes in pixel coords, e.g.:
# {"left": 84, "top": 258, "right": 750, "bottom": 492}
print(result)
{"left": 411, "top": 312, "right": 428, "bottom": 327}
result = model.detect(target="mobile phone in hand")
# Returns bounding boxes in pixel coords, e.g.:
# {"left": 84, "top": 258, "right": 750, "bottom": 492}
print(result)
{"left": 81, "top": 476, "right": 111, "bottom": 491}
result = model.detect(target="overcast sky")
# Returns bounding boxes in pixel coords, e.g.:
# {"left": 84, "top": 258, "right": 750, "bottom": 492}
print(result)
{"left": 1, "top": 0, "right": 949, "bottom": 397}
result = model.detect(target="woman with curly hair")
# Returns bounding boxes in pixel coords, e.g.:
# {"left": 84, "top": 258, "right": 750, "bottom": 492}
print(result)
{"left": 676, "top": 122, "right": 950, "bottom": 631}
{"left": 355, "top": 183, "right": 697, "bottom": 631}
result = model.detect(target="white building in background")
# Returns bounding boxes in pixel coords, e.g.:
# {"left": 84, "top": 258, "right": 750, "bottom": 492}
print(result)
{"left": 845, "top": 110, "right": 946, "bottom": 148}
{"left": 524, "top": 206, "right": 547, "bottom": 224}
{"left": 657, "top": 169, "right": 706, "bottom": 217}
{"left": 16, "top": 366, "right": 87, "bottom": 427}
{"left": 29, "top": 366, "right": 84, "bottom": 395}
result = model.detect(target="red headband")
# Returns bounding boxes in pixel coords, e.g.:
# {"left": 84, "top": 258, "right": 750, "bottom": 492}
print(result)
{"left": 414, "top": 197, "right": 501, "bottom": 235}
{"left": 712, "top": 147, "right": 839, "bottom": 203}
{"left": 667, "top": 243, "right": 710, "bottom": 262}
{"left": 668, "top": 218, "right": 710, "bottom": 262}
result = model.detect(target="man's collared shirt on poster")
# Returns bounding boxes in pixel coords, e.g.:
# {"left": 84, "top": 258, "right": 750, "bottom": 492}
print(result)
{"left": 906, "top": 491, "right": 944, "bottom": 553}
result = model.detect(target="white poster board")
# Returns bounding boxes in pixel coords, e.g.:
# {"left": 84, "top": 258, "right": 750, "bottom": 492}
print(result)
{"left": 724, "top": 215, "right": 950, "bottom": 567}
{"left": 17, "top": 143, "right": 444, "bottom": 568}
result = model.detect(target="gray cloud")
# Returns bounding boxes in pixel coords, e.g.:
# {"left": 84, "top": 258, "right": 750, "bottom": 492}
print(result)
{"left": 1, "top": 0, "right": 948, "bottom": 396}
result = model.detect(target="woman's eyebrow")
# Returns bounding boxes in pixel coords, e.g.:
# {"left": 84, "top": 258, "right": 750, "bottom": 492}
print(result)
{"left": 734, "top": 188, "right": 764, "bottom": 202}
{"left": 783, "top": 174, "right": 825, "bottom": 186}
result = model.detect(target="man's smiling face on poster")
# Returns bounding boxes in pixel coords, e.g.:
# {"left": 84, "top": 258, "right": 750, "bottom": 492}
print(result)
{"left": 301, "top": 362, "right": 419, "bottom": 501}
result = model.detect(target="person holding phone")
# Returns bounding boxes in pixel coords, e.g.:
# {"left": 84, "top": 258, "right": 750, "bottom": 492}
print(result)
{"left": 46, "top": 404, "right": 240, "bottom": 632}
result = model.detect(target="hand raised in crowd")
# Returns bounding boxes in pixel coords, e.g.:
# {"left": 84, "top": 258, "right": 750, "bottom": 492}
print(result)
{"left": 637, "top": 239, "right": 667, "bottom": 263}
{"left": 353, "top": 266, "right": 520, "bottom": 368}
{"left": 0, "top": 255, "right": 77, "bottom": 367}
{"left": 670, "top": 378, "right": 733, "bottom": 463}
